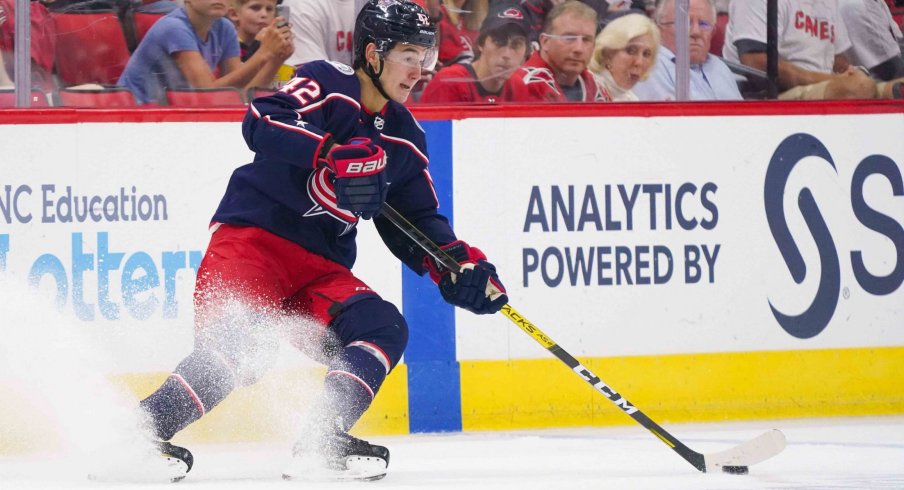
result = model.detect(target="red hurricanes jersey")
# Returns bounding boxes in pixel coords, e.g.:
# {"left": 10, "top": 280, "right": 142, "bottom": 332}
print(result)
{"left": 419, "top": 63, "right": 510, "bottom": 104}
{"left": 437, "top": 5, "right": 479, "bottom": 64}
{"left": 0, "top": 0, "right": 56, "bottom": 72}
{"left": 504, "top": 52, "right": 611, "bottom": 102}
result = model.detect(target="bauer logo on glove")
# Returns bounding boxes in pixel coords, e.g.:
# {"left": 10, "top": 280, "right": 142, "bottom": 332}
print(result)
{"left": 320, "top": 137, "right": 389, "bottom": 220}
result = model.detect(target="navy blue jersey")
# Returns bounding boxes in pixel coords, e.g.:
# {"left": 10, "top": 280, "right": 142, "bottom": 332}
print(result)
{"left": 212, "top": 60, "right": 456, "bottom": 273}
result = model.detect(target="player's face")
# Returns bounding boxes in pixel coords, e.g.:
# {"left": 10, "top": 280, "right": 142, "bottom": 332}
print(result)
{"left": 380, "top": 44, "right": 432, "bottom": 103}
{"left": 540, "top": 12, "right": 597, "bottom": 79}
{"left": 605, "top": 34, "right": 655, "bottom": 89}
{"left": 479, "top": 33, "right": 529, "bottom": 79}
{"left": 657, "top": 0, "right": 715, "bottom": 65}
{"left": 229, "top": 0, "right": 276, "bottom": 39}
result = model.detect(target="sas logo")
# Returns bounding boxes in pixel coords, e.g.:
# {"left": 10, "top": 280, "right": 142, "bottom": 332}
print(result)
{"left": 764, "top": 133, "right": 903, "bottom": 339}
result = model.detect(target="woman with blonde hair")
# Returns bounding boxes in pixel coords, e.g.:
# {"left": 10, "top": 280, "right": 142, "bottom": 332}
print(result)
{"left": 589, "top": 13, "right": 660, "bottom": 101}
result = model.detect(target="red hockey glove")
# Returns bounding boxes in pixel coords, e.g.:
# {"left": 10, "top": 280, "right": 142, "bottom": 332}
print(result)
{"left": 423, "top": 240, "right": 508, "bottom": 315}
{"left": 320, "top": 137, "right": 388, "bottom": 220}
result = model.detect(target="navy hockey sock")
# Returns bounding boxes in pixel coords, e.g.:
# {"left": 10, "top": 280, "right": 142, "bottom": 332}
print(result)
{"left": 324, "top": 344, "right": 389, "bottom": 431}
{"left": 140, "top": 348, "right": 236, "bottom": 441}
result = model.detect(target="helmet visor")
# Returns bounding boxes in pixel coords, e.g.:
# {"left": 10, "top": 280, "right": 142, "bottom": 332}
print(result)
{"left": 381, "top": 43, "right": 439, "bottom": 72}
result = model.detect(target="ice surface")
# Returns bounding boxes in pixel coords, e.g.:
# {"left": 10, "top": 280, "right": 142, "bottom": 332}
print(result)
{"left": 1, "top": 274, "right": 902, "bottom": 489}
{"left": 1, "top": 416, "right": 903, "bottom": 489}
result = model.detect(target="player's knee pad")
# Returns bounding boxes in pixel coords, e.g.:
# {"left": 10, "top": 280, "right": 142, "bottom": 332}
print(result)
{"left": 329, "top": 297, "right": 408, "bottom": 370}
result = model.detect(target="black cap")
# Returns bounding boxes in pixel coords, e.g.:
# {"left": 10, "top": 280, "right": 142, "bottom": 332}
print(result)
{"left": 480, "top": 2, "right": 530, "bottom": 36}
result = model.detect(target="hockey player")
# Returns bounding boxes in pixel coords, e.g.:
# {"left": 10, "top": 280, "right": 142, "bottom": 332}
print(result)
{"left": 133, "top": 0, "right": 508, "bottom": 482}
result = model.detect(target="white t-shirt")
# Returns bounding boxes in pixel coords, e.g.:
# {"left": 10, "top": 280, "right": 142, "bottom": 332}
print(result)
{"left": 723, "top": 0, "right": 852, "bottom": 74}
{"left": 839, "top": 0, "right": 904, "bottom": 70}
{"left": 284, "top": 0, "right": 356, "bottom": 67}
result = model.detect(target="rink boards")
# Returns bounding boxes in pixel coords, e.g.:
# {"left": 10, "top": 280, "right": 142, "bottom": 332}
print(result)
{"left": 0, "top": 103, "right": 902, "bottom": 448}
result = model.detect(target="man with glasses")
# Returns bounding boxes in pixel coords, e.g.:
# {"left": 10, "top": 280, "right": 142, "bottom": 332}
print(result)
{"left": 506, "top": 0, "right": 611, "bottom": 102}
{"left": 420, "top": 2, "right": 531, "bottom": 103}
{"left": 633, "top": 0, "right": 742, "bottom": 100}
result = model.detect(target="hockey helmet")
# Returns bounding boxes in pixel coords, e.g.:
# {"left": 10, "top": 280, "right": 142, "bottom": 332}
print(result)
{"left": 353, "top": 0, "right": 439, "bottom": 72}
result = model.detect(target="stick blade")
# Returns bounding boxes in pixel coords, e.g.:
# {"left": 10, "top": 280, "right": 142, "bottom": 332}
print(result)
{"left": 703, "top": 429, "right": 786, "bottom": 473}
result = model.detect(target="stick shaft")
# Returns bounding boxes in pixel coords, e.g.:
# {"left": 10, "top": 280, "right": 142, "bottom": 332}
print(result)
{"left": 378, "top": 203, "right": 706, "bottom": 472}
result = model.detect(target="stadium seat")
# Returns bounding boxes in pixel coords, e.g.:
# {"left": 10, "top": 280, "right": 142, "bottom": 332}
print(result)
{"left": 58, "top": 87, "right": 138, "bottom": 107}
{"left": 710, "top": 12, "right": 729, "bottom": 56}
{"left": 720, "top": 56, "right": 775, "bottom": 99}
{"left": 134, "top": 11, "right": 166, "bottom": 42}
{"left": 0, "top": 88, "right": 51, "bottom": 107}
{"left": 50, "top": 11, "right": 131, "bottom": 86}
{"left": 165, "top": 88, "right": 246, "bottom": 106}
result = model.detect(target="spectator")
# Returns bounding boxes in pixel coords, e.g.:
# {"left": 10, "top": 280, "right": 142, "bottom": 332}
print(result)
{"left": 633, "top": 0, "right": 741, "bottom": 100}
{"left": 228, "top": 0, "right": 277, "bottom": 61}
{"left": 506, "top": 0, "right": 611, "bottom": 102}
{"left": 118, "top": 0, "right": 293, "bottom": 104}
{"left": 283, "top": 0, "right": 355, "bottom": 67}
{"left": 520, "top": 0, "right": 618, "bottom": 44}
{"left": 521, "top": 0, "right": 612, "bottom": 44}
{"left": 723, "top": 0, "right": 887, "bottom": 100}
{"left": 0, "top": 50, "right": 11, "bottom": 87}
{"left": 589, "top": 13, "right": 659, "bottom": 101}
{"left": 437, "top": 0, "right": 489, "bottom": 65}
{"left": 420, "top": 1, "right": 530, "bottom": 103}
{"left": 0, "top": 0, "right": 56, "bottom": 91}
{"left": 839, "top": 0, "right": 904, "bottom": 84}
{"left": 228, "top": 0, "right": 294, "bottom": 89}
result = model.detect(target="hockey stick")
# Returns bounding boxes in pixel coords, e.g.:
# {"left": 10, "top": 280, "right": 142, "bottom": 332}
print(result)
{"left": 379, "top": 203, "right": 786, "bottom": 474}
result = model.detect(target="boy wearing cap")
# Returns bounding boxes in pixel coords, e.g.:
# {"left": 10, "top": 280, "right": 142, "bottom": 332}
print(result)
{"left": 420, "top": 2, "right": 530, "bottom": 103}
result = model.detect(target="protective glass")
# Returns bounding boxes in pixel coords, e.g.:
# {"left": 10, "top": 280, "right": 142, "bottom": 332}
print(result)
{"left": 381, "top": 43, "right": 440, "bottom": 72}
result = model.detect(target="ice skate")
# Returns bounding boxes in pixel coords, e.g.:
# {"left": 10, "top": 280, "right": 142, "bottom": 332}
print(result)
{"left": 282, "top": 429, "right": 390, "bottom": 482}
{"left": 87, "top": 439, "right": 193, "bottom": 483}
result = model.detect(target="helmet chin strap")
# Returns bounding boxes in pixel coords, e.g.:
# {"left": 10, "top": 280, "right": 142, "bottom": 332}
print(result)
{"left": 365, "top": 56, "right": 394, "bottom": 103}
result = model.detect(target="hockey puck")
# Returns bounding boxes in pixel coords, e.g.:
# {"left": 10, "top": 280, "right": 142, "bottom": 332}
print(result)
{"left": 722, "top": 465, "right": 749, "bottom": 475}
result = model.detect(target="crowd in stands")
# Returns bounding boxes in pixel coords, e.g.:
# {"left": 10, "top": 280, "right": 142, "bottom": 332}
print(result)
{"left": 0, "top": 0, "right": 903, "bottom": 107}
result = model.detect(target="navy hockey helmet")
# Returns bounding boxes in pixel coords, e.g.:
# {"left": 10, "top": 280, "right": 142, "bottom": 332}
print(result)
{"left": 353, "top": 0, "right": 439, "bottom": 72}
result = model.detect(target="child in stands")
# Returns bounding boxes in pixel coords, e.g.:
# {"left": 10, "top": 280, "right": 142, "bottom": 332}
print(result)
{"left": 118, "top": 0, "right": 294, "bottom": 104}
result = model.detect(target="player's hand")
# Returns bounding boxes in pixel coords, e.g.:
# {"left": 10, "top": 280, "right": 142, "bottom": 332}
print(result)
{"left": 424, "top": 240, "right": 508, "bottom": 315}
{"left": 320, "top": 138, "right": 388, "bottom": 220}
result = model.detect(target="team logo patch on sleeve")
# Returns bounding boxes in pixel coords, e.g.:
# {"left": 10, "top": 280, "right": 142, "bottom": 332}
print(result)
{"left": 328, "top": 61, "right": 355, "bottom": 75}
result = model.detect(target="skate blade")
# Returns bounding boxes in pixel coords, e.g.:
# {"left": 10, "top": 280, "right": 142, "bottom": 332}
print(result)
{"left": 282, "top": 455, "right": 387, "bottom": 482}
{"left": 88, "top": 454, "right": 189, "bottom": 483}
